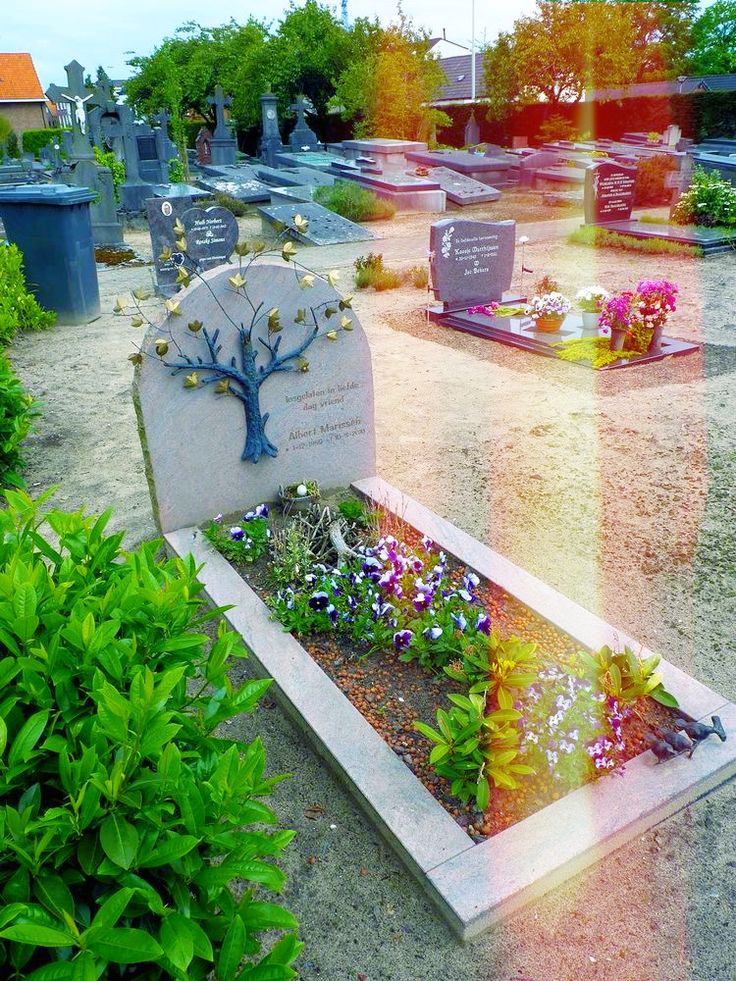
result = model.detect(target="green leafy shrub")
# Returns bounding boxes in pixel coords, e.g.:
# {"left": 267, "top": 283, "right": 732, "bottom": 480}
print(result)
{"left": 204, "top": 192, "right": 248, "bottom": 217}
{"left": 93, "top": 146, "right": 126, "bottom": 200}
{"left": 168, "top": 156, "right": 186, "bottom": 183}
{"left": 269, "top": 523, "right": 315, "bottom": 590}
{"left": 536, "top": 113, "right": 577, "bottom": 144}
{"left": 577, "top": 645, "right": 678, "bottom": 707}
{"left": 0, "top": 356, "right": 39, "bottom": 488}
{"left": 314, "top": 182, "right": 396, "bottom": 222}
{"left": 0, "top": 244, "right": 56, "bottom": 346}
{"left": 21, "top": 128, "right": 68, "bottom": 159}
{"left": 634, "top": 155, "right": 676, "bottom": 206}
{"left": 353, "top": 253, "right": 405, "bottom": 291}
{"left": 4, "top": 132, "right": 19, "bottom": 159}
{"left": 672, "top": 166, "right": 736, "bottom": 228}
{"left": 0, "top": 492, "right": 300, "bottom": 979}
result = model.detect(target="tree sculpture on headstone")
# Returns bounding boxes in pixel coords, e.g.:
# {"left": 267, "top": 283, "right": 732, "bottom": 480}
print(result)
{"left": 125, "top": 218, "right": 352, "bottom": 463}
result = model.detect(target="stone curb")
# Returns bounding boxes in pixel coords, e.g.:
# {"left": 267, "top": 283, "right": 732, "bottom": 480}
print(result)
{"left": 165, "top": 477, "right": 736, "bottom": 939}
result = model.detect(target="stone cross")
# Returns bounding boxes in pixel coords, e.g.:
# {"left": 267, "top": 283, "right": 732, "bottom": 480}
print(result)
{"left": 60, "top": 60, "right": 94, "bottom": 159}
{"left": 115, "top": 102, "right": 144, "bottom": 184}
{"left": 208, "top": 86, "right": 233, "bottom": 140}
{"left": 93, "top": 72, "right": 116, "bottom": 108}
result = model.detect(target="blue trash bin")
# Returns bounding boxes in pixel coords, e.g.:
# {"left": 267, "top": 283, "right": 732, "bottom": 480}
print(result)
{"left": 0, "top": 183, "right": 100, "bottom": 325}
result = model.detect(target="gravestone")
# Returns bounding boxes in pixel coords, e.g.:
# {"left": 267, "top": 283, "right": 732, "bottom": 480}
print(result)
{"left": 429, "top": 219, "right": 516, "bottom": 311}
{"left": 196, "top": 128, "right": 213, "bottom": 165}
{"left": 259, "top": 93, "right": 285, "bottom": 166}
{"left": 464, "top": 112, "right": 480, "bottom": 147}
{"left": 133, "top": 261, "right": 376, "bottom": 532}
{"left": 180, "top": 206, "right": 238, "bottom": 268}
{"left": 207, "top": 86, "right": 238, "bottom": 165}
{"left": 288, "top": 96, "right": 321, "bottom": 150}
{"left": 146, "top": 198, "right": 237, "bottom": 294}
{"left": 258, "top": 202, "right": 373, "bottom": 245}
{"left": 196, "top": 163, "right": 272, "bottom": 202}
{"left": 584, "top": 161, "right": 637, "bottom": 224}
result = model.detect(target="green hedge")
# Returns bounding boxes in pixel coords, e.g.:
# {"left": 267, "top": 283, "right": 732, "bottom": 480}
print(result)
{"left": 21, "top": 128, "right": 69, "bottom": 159}
{"left": 0, "top": 491, "right": 302, "bottom": 979}
{"left": 0, "top": 244, "right": 56, "bottom": 346}
{"left": 0, "top": 356, "right": 38, "bottom": 488}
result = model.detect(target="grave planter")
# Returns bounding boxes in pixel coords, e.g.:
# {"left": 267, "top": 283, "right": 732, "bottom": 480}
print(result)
{"left": 533, "top": 314, "right": 566, "bottom": 333}
{"left": 279, "top": 484, "right": 320, "bottom": 515}
{"left": 581, "top": 311, "right": 600, "bottom": 330}
{"left": 610, "top": 327, "right": 627, "bottom": 351}
{"left": 649, "top": 322, "right": 665, "bottom": 352}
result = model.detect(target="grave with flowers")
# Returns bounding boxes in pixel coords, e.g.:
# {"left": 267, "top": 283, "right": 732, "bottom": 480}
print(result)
{"left": 428, "top": 218, "right": 699, "bottom": 370}
{"left": 131, "top": 214, "right": 736, "bottom": 938}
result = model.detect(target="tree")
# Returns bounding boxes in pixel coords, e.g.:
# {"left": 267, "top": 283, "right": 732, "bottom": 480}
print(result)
{"left": 266, "top": 1, "right": 353, "bottom": 116}
{"left": 689, "top": 0, "right": 736, "bottom": 74}
{"left": 125, "top": 20, "right": 269, "bottom": 130}
{"left": 334, "top": 11, "right": 450, "bottom": 140}
{"left": 483, "top": 0, "right": 696, "bottom": 119}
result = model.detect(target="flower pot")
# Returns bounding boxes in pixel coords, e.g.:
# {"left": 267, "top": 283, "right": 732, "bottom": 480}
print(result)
{"left": 279, "top": 485, "right": 319, "bottom": 515}
{"left": 581, "top": 311, "right": 600, "bottom": 330}
{"left": 534, "top": 314, "right": 565, "bottom": 333}
{"left": 609, "top": 328, "right": 627, "bottom": 351}
{"left": 648, "top": 322, "right": 665, "bottom": 352}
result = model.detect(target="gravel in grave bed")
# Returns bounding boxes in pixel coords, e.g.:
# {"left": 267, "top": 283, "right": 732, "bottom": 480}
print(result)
{"left": 211, "top": 507, "right": 677, "bottom": 843}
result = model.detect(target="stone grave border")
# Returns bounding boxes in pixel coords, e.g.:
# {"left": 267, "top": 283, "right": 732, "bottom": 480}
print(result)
{"left": 164, "top": 476, "right": 736, "bottom": 939}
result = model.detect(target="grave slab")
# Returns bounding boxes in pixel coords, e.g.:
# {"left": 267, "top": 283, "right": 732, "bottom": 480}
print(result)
{"left": 591, "top": 219, "right": 736, "bottom": 255}
{"left": 406, "top": 149, "right": 517, "bottom": 186}
{"left": 337, "top": 170, "right": 446, "bottom": 213}
{"left": 434, "top": 308, "right": 699, "bottom": 369}
{"left": 258, "top": 202, "right": 373, "bottom": 245}
{"left": 163, "top": 476, "right": 736, "bottom": 939}
{"left": 419, "top": 167, "right": 501, "bottom": 206}
{"left": 196, "top": 165, "right": 272, "bottom": 203}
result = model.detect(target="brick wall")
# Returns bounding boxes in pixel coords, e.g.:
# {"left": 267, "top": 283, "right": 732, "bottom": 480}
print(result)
{"left": 0, "top": 103, "right": 47, "bottom": 135}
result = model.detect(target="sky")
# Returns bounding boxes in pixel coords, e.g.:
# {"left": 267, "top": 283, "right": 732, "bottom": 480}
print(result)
{"left": 3, "top": 0, "right": 539, "bottom": 90}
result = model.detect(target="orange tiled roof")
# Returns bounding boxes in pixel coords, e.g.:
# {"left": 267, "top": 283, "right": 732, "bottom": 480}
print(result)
{"left": 0, "top": 53, "right": 45, "bottom": 102}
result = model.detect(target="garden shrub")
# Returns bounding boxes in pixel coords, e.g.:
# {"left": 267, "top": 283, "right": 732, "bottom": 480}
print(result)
{"left": 314, "top": 182, "right": 396, "bottom": 222}
{"left": 408, "top": 265, "right": 429, "bottom": 289}
{"left": 21, "top": 128, "right": 68, "bottom": 159}
{"left": 207, "top": 191, "right": 248, "bottom": 218}
{"left": 634, "top": 155, "right": 676, "bottom": 206}
{"left": 4, "top": 132, "right": 19, "bottom": 160}
{"left": 0, "top": 492, "right": 301, "bottom": 979}
{"left": 0, "top": 244, "right": 56, "bottom": 346}
{"left": 0, "top": 356, "right": 38, "bottom": 489}
{"left": 536, "top": 113, "right": 578, "bottom": 144}
{"left": 672, "top": 166, "right": 736, "bottom": 228}
{"left": 168, "top": 156, "right": 186, "bottom": 183}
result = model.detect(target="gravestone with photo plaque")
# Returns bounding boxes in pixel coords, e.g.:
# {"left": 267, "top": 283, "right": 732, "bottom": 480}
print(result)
{"left": 133, "top": 261, "right": 376, "bottom": 532}
{"left": 146, "top": 198, "right": 238, "bottom": 294}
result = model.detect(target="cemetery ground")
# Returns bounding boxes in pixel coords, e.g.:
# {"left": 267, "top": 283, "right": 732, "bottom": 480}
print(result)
{"left": 9, "top": 199, "right": 736, "bottom": 981}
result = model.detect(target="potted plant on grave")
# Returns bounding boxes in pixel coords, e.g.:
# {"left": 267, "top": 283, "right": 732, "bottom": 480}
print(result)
{"left": 279, "top": 479, "right": 321, "bottom": 515}
{"left": 526, "top": 291, "right": 572, "bottom": 333}
{"left": 597, "top": 290, "right": 640, "bottom": 351}
{"left": 575, "top": 286, "right": 610, "bottom": 331}
{"left": 629, "top": 279, "right": 678, "bottom": 353}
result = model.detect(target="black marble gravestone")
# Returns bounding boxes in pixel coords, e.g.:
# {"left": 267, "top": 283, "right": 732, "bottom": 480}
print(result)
{"left": 584, "top": 161, "right": 637, "bottom": 224}
{"left": 180, "top": 206, "right": 239, "bottom": 268}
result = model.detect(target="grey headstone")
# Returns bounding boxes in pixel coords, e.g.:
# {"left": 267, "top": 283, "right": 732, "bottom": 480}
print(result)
{"left": 288, "top": 96, "right": 321, "bottom": 150}
{"left": 133, "top": 262, "right": 376, "bottom": 532}
{"left": 464, "top": 112, "right": 481, "bottom": 147}
{"left": 258, "top": 202, "right": 372, "bottom": 245}
{"left": 259, "top": 93, "right": 285, "bottom": 166}
{"left": 430, "top": 219, "right": 516, "bottom": 310}
{"left": 584, "top": 160, "right": 637, "bottom": 224}
{"left": 180, "top": 206, "right": 238, "bottom": 268}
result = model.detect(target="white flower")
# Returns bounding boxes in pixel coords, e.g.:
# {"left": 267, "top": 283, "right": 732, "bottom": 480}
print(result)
{"left": 518, "top": 235, "right": 530, "bottom": 245}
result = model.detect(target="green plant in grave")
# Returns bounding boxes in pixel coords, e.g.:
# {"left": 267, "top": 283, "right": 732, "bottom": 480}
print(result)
{"left": 416, "top": 632, "right": 540, "bottom": 807}
{"left": 576, "top": 645, "right": 679, "bottom": 707}
{"left": 0, "top": 491, "right": 301, "bottom": 980}
{"left": 93, "top": 145, "right": 126, "bottom": 200}
{"left": 0, "top": 355, "right": 40, "bottom": 489}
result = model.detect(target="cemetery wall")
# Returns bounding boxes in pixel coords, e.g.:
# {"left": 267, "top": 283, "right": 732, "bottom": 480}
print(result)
{"left": 436, "top": 91, "right": 736, "bottom": 146}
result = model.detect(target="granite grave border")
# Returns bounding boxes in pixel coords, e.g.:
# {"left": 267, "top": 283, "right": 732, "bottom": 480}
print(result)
{"left": 164, "top": 476, "right": 736, "bottom": 939}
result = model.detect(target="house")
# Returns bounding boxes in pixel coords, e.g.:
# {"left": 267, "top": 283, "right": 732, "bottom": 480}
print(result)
{"left": 0, "top": 53, "right": 48, "bottom": 133}
{"left": 588, "top": 74, "right": 736, "bottom": 101}
{"left": 434, "top": 52, "right": 487, "bottom": 105}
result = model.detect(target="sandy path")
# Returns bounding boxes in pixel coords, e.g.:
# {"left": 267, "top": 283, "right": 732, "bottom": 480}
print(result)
{"left": 8, "top": 211, "right": 736, "bottom": 980}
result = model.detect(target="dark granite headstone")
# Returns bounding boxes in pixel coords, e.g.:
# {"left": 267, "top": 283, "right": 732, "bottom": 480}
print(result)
{"left": 137, "top": 134, "right": 158, "bottom": 161}
{"left": 196, "top": 128, "right": 213, "bottom": 165}
{"left": 180, "top": 206, "right": 239, "bottom": 268}
{"left": 429, "top": 219, "right": 516, "bottom": 310}
{"left": 147, "top": 196, "right": 198, "bottom": 295}
{"left": 584, "top": 161, "right": 637, "bottom": 224}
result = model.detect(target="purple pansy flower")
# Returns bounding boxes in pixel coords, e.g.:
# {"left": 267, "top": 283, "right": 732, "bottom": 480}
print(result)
{"left": 393, "top": 629, "right": 413, "bottom": 651}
